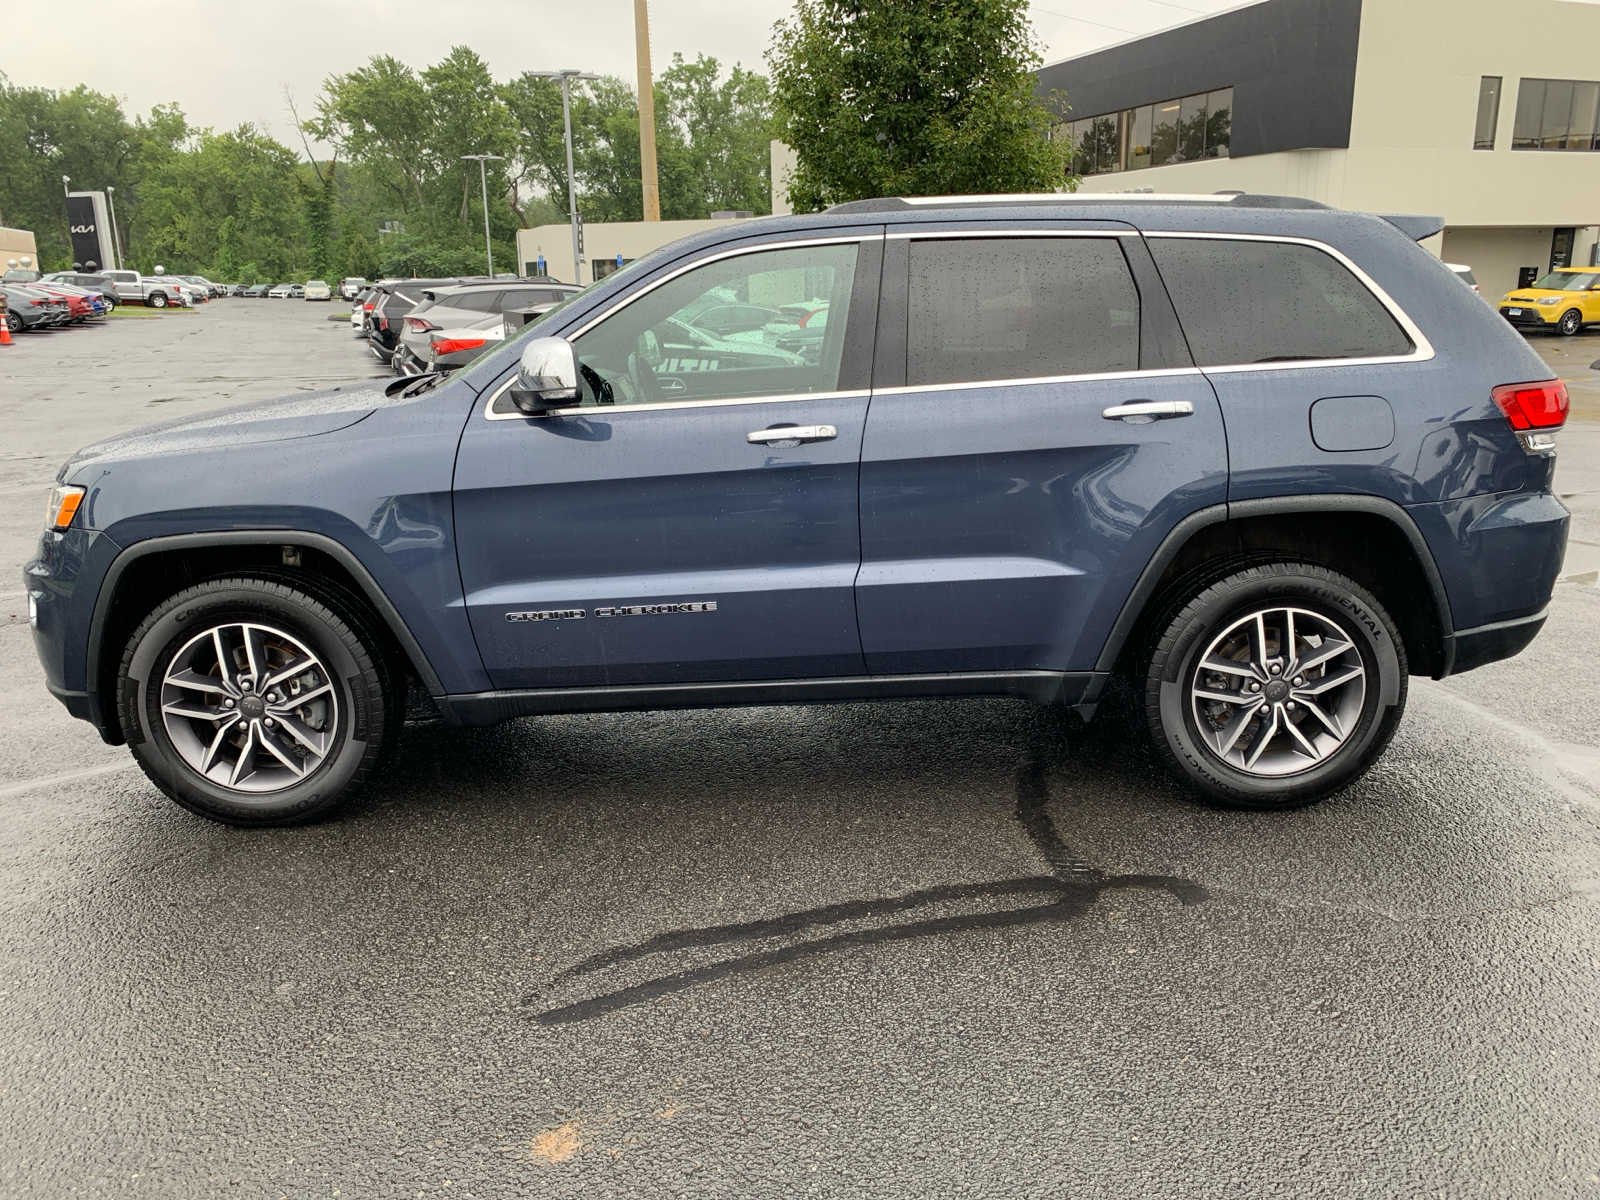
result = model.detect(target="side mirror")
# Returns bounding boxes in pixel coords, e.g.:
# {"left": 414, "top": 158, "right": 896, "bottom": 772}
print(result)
{"left": 508, "top": 337, "right": 579, "bottom": 415}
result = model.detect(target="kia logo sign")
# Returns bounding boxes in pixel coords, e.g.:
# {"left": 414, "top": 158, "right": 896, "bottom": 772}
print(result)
{"left": 70, "top": 224, "right": 95, "bottom": 234}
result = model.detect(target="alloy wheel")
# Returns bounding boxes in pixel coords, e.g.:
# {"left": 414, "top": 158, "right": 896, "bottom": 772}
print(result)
{"left": 1189, "top": 605, "right": 1366, "bottom": 777}
{"left": 159, "top": 621, "right": 339, "bottom": 793}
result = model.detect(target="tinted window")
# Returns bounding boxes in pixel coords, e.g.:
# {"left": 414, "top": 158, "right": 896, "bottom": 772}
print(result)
{"left": 435, "top": 291, "right": 501, "bottom": 313}
{"left": 570, "top": 242, "right": 858, "bottom": 407}
{"left": 498, "top": 288, "right": 564, "bottom": 309}
{"left": 907, "top": 237, "right": 1139, "bottom": 386}
{"left": 1148, "top": 238, "right": 1413, "bottom": 367}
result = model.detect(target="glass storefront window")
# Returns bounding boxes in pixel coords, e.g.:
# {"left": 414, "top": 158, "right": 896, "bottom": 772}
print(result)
{"left": 1205, "top": 89, "right": 1233, "bottom": 158}
{"left": 1064, "top": 86, "right": 1234, "bottom": 177}
{"left": 1513, "top": 78, "right": 1600, "bottom": 151}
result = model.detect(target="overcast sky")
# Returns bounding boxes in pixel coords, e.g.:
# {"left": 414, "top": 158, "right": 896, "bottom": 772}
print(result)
{"left": 4, "top": 0, "right": 1260, "bottom": 156}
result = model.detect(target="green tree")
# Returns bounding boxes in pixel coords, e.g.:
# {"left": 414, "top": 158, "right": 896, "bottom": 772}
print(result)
{"left": 767, "top": 0, "right": 1074, "bottom": 211}
{"left": 657, "top": 54, "right": 773, "bottom": 215}
{"left": 342, "top": 227, "right": 380, "bottom": 280}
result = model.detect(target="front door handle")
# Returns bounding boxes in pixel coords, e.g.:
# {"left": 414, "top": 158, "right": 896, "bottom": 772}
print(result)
{"left": 747, "top": 424, "right": 838, "bottom": 445}
{"left": 1101, "top": 400, "right": 1195, "bottom": 424}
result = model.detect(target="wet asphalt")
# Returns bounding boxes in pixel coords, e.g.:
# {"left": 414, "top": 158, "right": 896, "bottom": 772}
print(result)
{"left": 0, "top": 300, "right": 1597, "bottom": 1198}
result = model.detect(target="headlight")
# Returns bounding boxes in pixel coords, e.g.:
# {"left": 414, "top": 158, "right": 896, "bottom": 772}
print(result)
{"left": 1538, "top": 297, "right": 1563, "bottom": 305}
{"left": 45, "top": 485, "right": 85, "bottom": 531}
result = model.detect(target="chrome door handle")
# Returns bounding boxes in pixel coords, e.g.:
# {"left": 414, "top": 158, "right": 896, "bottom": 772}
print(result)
{"left": 747, "top": 424, "right": 838, "bottom": 445}
{"left": 1101, "top": 400, "right": 1194, "bottom": 424}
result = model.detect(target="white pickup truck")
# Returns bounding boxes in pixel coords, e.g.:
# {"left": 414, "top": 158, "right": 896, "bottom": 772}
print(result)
{"left": 96, "top": 269, "right": 194, "bottom": 308}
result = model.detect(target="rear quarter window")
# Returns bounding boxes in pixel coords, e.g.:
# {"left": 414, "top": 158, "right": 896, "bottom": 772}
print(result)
{"left": 1147, "top": 237, "right": 1414, "bottom": 366}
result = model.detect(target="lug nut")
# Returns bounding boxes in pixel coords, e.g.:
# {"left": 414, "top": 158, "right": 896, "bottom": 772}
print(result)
{"left": 264, "top": 718, "right": 275, "bottom": 728}
{"left": 223, "top": 698, "right": 235, "bottom": 708}
{"left": 1293, "top": 676, "right": 1304, "bottom": 686}
{"left": 1286, "top": 701, "right": 1297, "bottom": 710}
{"left": 237, "top": 721, "right": 248, "bottom": 731}
{"left": 1250, "top": 681, "right": 1261, "bottom": 692}
{"left": 1269, "top": 664, "right": 1281, "bottom": 675}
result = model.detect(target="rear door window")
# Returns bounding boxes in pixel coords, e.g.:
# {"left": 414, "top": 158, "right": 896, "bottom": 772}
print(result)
{"left": 1147, "top": 237, "right": 1413, "bottom": 366}
{"left": 906, "top": 237, "right": 1140, "bottom": 386}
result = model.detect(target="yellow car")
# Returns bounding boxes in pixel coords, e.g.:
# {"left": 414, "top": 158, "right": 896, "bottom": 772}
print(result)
{"left": 1498, "top": 267, "right": 1600, "bottom": 336}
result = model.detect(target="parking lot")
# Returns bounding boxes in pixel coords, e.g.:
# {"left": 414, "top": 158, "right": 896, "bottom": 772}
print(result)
{"left": 2, "top": 299, "right": 1599, "bottom": 1197}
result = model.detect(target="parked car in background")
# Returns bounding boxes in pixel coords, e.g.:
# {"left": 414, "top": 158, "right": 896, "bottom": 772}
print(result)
{"left": 242, "top": 283, "right": 272, "bottom": 298}
{"left": 89, "top": 269, "right": 181, "bottom": 308}
{"left": 339, "top": 277, "right": 368, "bottom": 300}
{"left": 287, "top": 284, "right": 305, "bottom": 299}
{"left": 0, "top": 283, "right": 69, "bottom": 332}
{"left": 176, "top": 275, "right": 221, "bottom": 299}
{"left": 303, "top": 280, "right": 332, "bottom": 301}
{"left": 39, "top": 273, "right": 119, "bottom": 308}
{"left": 366, "top": 278, "right": 464, "bottom": 364}
{"left": 395, "top": 278, "right": 580, "bottom": 372}
{"left": 350, "top": 288, "right": 374, "bottom": 333}
{"left": 232, "top": 284, "right": 251, "bottom": 297}
{"left": 267, "top": 283, "right": 294, "bottom": 298}
{"left": 1498, "top": 267, "right": 1600, "bottom": 336}
{"left": 1446, "top": 263, "right": 1480, "bottom": 294}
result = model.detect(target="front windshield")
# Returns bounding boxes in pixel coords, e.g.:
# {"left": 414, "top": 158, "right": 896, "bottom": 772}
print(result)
{"left": 1531, "top": 271, "right": 1600, "bottom": 291}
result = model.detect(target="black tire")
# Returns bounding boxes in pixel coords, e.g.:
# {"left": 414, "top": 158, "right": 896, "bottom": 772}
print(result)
{"left": 1558, "top": 308, "right": 1582, "bottom": 336}
{"left": 1143, "top": 562, "right": 1407, "bottom": 810}
{"left": 5, "top": 312, "right": 20, "bottom": 334}
{"left": 146, "top": 292, "right": 168, "bottom": 309}
{"left": 117, "top": 576, "right": 396, "bottom": 826}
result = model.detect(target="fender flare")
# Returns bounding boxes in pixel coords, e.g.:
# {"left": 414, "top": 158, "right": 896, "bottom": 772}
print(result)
{"left": 86, "top": 530, "right": 446, "bottom": 710}
{"left": 1093, "top": 495, "right": 1458, "bottom": 680}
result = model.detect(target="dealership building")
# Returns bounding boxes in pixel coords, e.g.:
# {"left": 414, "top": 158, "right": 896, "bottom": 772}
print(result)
{"left": 1039, "top": 0, "right": 1600, "bottom": 299}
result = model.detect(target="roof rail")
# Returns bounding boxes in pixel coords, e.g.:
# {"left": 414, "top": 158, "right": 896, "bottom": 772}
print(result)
{"left": 826, "top": 192, "right": 1333, "bottom": 214}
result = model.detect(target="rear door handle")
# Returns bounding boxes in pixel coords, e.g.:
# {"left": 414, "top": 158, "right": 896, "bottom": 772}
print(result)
{"left": 747, "top": 424, "right": 838, "bottom": 445}
{"left": 1101, "top": 400, "right": 1194, "bottom": 424}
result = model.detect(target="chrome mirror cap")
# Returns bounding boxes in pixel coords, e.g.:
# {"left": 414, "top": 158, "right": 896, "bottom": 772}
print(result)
{"left": 509, "top": 337, "right": 579, "bottom": 414}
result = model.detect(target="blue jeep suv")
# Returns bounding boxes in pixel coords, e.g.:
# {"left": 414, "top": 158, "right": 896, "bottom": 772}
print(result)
{"left": 27, "top": 194, "right": 1570, "bottom": 825}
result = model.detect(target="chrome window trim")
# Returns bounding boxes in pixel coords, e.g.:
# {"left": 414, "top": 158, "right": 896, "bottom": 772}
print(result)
{"left": 1140, "top": 230, "right": 1436, "bottom": 371}
{"left": 483, "top": 381, "right": 870, "bottom": 421}
{"left": 871, "top": 366, "right": 1203, "bottom": 399}
{"left": 887, "top": 228, "right": 1139, "bottom": 239}
{"left": 483, "top": 233, "right": 877, "bottom": 421}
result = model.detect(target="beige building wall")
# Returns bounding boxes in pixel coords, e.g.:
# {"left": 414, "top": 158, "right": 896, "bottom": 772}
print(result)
{"left": 515, "top": 218, "right": 756, "bottom": 286}
{"left": 1074, "top": 0, "right": 1600, "bottom": 299}
{"left": 1, "top": 227, "right": 39, "bottom": 266}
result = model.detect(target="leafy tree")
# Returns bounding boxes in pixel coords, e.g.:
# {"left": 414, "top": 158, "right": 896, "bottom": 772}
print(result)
{"left": 342, "top": 227, "right": 380, "bottom": 280}
{"left": 657, "top": 54, "right": 772, "bottom": 215}
{"left": 768, "top": 0, "right": 1073, "bottom": 211}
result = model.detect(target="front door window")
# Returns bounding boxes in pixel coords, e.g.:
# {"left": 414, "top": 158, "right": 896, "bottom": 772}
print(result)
{"left": 571, "top": 243, "right": 859, "bottom": 406}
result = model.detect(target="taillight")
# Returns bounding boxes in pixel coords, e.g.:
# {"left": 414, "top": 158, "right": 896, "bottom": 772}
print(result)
{"left": 406, "top": 317, "right": 436, "bottom": 332}
{"left": 429, "top": 336, "right": 487, "bottom": 357}
{"left": 1493, "top": 379, "right": 1568, "bottom": 452}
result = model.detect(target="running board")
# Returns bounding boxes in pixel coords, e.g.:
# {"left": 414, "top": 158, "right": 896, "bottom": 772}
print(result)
{"left": 437, "top": 670, "right": 1103, "bottom": 727}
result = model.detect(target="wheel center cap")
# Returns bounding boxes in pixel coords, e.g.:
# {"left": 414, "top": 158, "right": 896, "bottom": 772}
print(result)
{"left": 239, "top": 695, "right": 266, "bottom": 719}
{"left": 1264, "top": 679, "right": 1290, "bottom": 704}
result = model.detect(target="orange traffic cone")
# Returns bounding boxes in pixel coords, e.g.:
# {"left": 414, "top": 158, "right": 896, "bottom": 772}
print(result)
{"left": 0, "top": 318, "right": 12, "bottom": 346}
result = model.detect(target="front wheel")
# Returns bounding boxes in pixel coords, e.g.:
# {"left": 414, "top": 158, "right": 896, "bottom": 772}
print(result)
{"left": 5, "top": 312, "right": 20, "bottom": 334}
{"left": 118, "top": 576, "right": 396, "bottom": 826}
{"left": 1558, "top": 308, "right": 1583, "bottom": 336}
{"left": 1143, "top": 562, "right": 1407, "bottom": 810}
{"left": 146, "top": 292, "right": 168, "bottom": 309}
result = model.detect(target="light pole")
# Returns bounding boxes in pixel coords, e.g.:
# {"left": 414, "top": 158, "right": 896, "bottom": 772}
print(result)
{"left": 106, "top": 185, "right": 123, "bottom": 270}
{"left": 461, "top": 154, "right": 505, "bottom": 278}
{"left": 529, "top": 69, "right": 599, "bottom": 285}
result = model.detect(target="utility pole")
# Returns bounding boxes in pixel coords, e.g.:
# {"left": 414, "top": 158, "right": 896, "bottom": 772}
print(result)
{"left": 635, "top": 0, "right": 661, "bottom": 222}
{"left": 106, "top": 186, "right": 124, "bottom": 270}
{"left": 461, "top": 154, "right": 505, "bottom": 278}
{"left": 530, "top": 69, "right": 600, "bottom": 285}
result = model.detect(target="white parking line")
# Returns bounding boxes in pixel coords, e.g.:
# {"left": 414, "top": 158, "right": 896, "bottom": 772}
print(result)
{"left": 0, "top": 761, "right": 137, "bottom": 799}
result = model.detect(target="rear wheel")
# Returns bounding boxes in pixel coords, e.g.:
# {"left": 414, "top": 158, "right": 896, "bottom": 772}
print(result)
{"left": 1143, "top": 562, "right": 1407, "bottom": 810}
{"left": 146, "top": 292, "right": 168, "bottom": 309}
{"left": 1558, "top": 308, "right": 1582, "bottom": 336}
{"left": 118, "top": 576, "right": 396, "bottom": 826}
{"left": 5, "top": 312, "right": 20, "bottom": 334}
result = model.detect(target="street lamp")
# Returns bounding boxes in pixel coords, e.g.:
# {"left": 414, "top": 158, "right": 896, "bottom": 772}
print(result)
{"left": 461, "top": 154, "right": 505, "bottom": 278}
{"left": 528, "top": 69, "right": 600, "bottom": 285}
